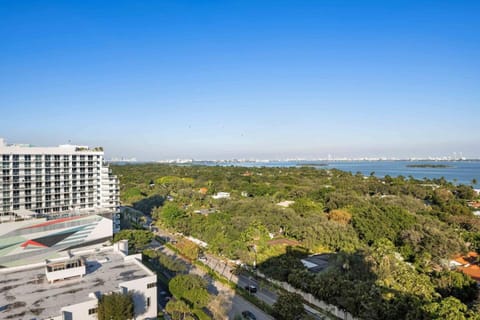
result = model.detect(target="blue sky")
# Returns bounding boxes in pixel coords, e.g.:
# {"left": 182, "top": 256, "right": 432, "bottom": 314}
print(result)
{"left": 1, "top": 1, "right": 479, "bottom": 160}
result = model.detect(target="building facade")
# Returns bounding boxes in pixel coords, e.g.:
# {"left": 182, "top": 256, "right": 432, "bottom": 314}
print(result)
{"left": 0, "top": 138, "right": 119, "bottom": 219}
{"left": 0, "top": 138, "right": 121, "bottom": 266}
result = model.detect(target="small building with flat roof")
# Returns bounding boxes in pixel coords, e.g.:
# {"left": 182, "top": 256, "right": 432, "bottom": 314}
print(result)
{"left": 0, "top": 245, "right": 157, "bottom": 320}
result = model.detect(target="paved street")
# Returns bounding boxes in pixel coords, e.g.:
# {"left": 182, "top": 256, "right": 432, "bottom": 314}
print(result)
{"left": 202, "top": 252, "right": 329, "bottom": 319}
{"left": 151, "top": 240, "right": 274, "bottom": 320}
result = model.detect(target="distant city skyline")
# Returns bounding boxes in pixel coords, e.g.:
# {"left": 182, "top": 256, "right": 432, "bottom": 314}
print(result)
{"left": 1, "top": 1, "right": 479, "bottom": 160}
{"left": 1, "top": 137, "right": 478, "bottom": 161}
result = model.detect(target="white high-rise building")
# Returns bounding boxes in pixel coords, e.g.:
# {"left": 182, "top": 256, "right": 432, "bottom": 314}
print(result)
{"left": 0, "top": 138, "right": 121, "bottom": 267}
{"left": 0, "top": 138, "right": 119, "bottom": 218}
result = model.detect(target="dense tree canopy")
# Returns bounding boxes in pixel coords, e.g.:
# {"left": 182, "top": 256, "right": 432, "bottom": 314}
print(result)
{"left": 112, "top": 163, "right": 480, "bottom": 319}
{"left": 113, "top": 229, "right": 153, "bottom": 252}
{"left": 169, "top": 274, "right": 210, "bottom": 309}
{"left": 273, "top": 292, "right": 305, "bottom": 320}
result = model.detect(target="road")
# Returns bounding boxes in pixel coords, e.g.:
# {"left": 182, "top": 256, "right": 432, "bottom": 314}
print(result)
{"left": 202, "top": 252, "right": 329, "bottom": 319}
{"left": 153, "top": 235, "right": 329, "bottom": 319}
{"left": 151, "top": 240, "right": 274, "bottom": 320}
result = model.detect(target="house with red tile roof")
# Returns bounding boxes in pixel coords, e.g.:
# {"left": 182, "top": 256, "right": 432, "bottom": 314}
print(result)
{"left": 451, "top": 252, "right": 480, "bottom": 283}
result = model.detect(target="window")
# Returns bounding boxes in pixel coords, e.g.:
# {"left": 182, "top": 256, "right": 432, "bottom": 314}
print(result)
{"left": 88, "top": 308, "right": 97, "bottom": 315}
{"left": 147, "top": 297, "right": 151, "bottom": 307}
{"left": 147, "top": 282, "right": 157, "bottom": 289}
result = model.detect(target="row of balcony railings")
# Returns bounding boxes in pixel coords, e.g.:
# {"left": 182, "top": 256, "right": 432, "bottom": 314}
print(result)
{"left": 0, "top": 207, "right": 117, "bottom": 223}
{"left": 2, "top": 155, "right": 101, "bottom": 161}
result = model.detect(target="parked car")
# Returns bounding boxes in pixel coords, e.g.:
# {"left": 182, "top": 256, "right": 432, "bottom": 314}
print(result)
{"left": 241, "top": 310, "right": 257, "bottom": 320}
{"left": 244, "top": 285, "right": 257, "bottom": 293}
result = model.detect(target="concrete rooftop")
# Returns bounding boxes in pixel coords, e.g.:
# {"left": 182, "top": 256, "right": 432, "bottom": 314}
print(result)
{"left": 0, "top": 249, "right": 150, "bottom": 320}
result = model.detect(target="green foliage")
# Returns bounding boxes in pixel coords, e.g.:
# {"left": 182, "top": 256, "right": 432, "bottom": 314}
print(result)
{"left": 133, "top": 195, "right": 164, "bottom": 215}
{"left": 169, "top": 274, "right": 210, "bottom": 309}
{"left": 165, "top": 299, "right": 191, "bottom": 320}
{"left": 176, "top": 239, "right": 200, "bottom": 260}
{"left": 423, "top": 297, "right": 469, "bottom": 320}
{"left": 142, "top": 248, "right": 187, "bottom": 273}
{"left": 111, "top": 163, "right": 479, "bottom": 318}
{"left": 192, "top": 308, "right": 210, "bottom": 320}
{"left": 113, "top": 229, "right": 153, "bottom": 252}
{"left": 158, "top": 252, "right": 187, "bottom": 273}
{"left": 432, "top": 270, "right": 479, "bottom": 303}
{"left": 156, "top": 176, "right": 195, "bottom": 186}
{"left": 259, "top": 247, "right": 308, "bottom": 281}
{"left": 157, "top": 203, "right": 187, "bottom": 228}
{"left": 399, "top": 215, "right": 466, "bottom": 266}
{"left": 97, "top": 292, "right": 134, "bottom": 320}
{"left": 273, "top": 292, "right": 306, "bottom": 320}
{"left": 455, "top": 185, "right": 476, "bottom": 200}
{"left": 288, "top": 244, "right": 441, "bottom": 319}
{"left": 351, "top": 204, "right": 416, "bottom": 245}
{"left": 122, "top": 187, "right": 145, "bottom": 205}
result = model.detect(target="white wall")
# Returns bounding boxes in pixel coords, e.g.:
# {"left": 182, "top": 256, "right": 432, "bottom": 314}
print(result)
{"left": 120, "top": 275, "right": 158, "bottom": 319}
{"left": 60, "top": 299, "right": 98, "bottom": 320}
{"left": 46, "top": 265, "right": 86, "bottom": 283}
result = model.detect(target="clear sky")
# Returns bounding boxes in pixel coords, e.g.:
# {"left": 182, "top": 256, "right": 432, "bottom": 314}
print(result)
{"left": 1, "top": 1, "right": 479, "bottom": 160}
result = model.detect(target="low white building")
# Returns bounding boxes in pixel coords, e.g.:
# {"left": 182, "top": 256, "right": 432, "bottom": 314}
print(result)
{"left": 276, "top": 200, "right": 295, "bottom": 208}
{"left": 0, "top": 244, "right": 157, "bottom": 320}
{"left": 212, "top": 192, "right": 230, "bottom": 199}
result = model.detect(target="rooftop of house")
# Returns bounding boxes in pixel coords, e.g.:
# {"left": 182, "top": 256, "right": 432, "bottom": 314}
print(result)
{"left": 451, "top": 252, "right": 480, "bottom": 283}
{"left": 0, "top": 249, "right": 151, "bottom": 319}
{"left": 452, "top": 251, "right": 479, "bottom": 266}
{"left": 301, "top": 254, "right": 331, "bottom": 273}
{"left": 458, "top": 265, "right": 480, "bottom": 283}
{"left": 468, "top": 201, "right": 480, "bottom": 209}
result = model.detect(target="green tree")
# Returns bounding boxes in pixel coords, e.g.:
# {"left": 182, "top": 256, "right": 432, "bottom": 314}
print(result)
{"left": 432, "top": 270, "right": 479, "bottom": 303}
{"left": 97, "top": 292, "right": 134, "bottom": 320}
{"left": 176, "top": 238, "right": 200, "bottom": 260}
{"left": 158, "top": 251, "right": 187, "bottom": 273}
{"left": 165, "top": 299, "right": 192, "bottom": 320}
{"left": 113, "top": 229, "right": 153, "bottom": 252}
{"left": 158, "top": 203, "right": 187, "bottom": 228}
{"left": 169, "top": 274, "right": 210, "bottom": 309}
{"left": 423, "top": 297, "right": 468, "bottom": 320}
{"left": 273, "top": 292, "right": 306, "bottom": 320}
